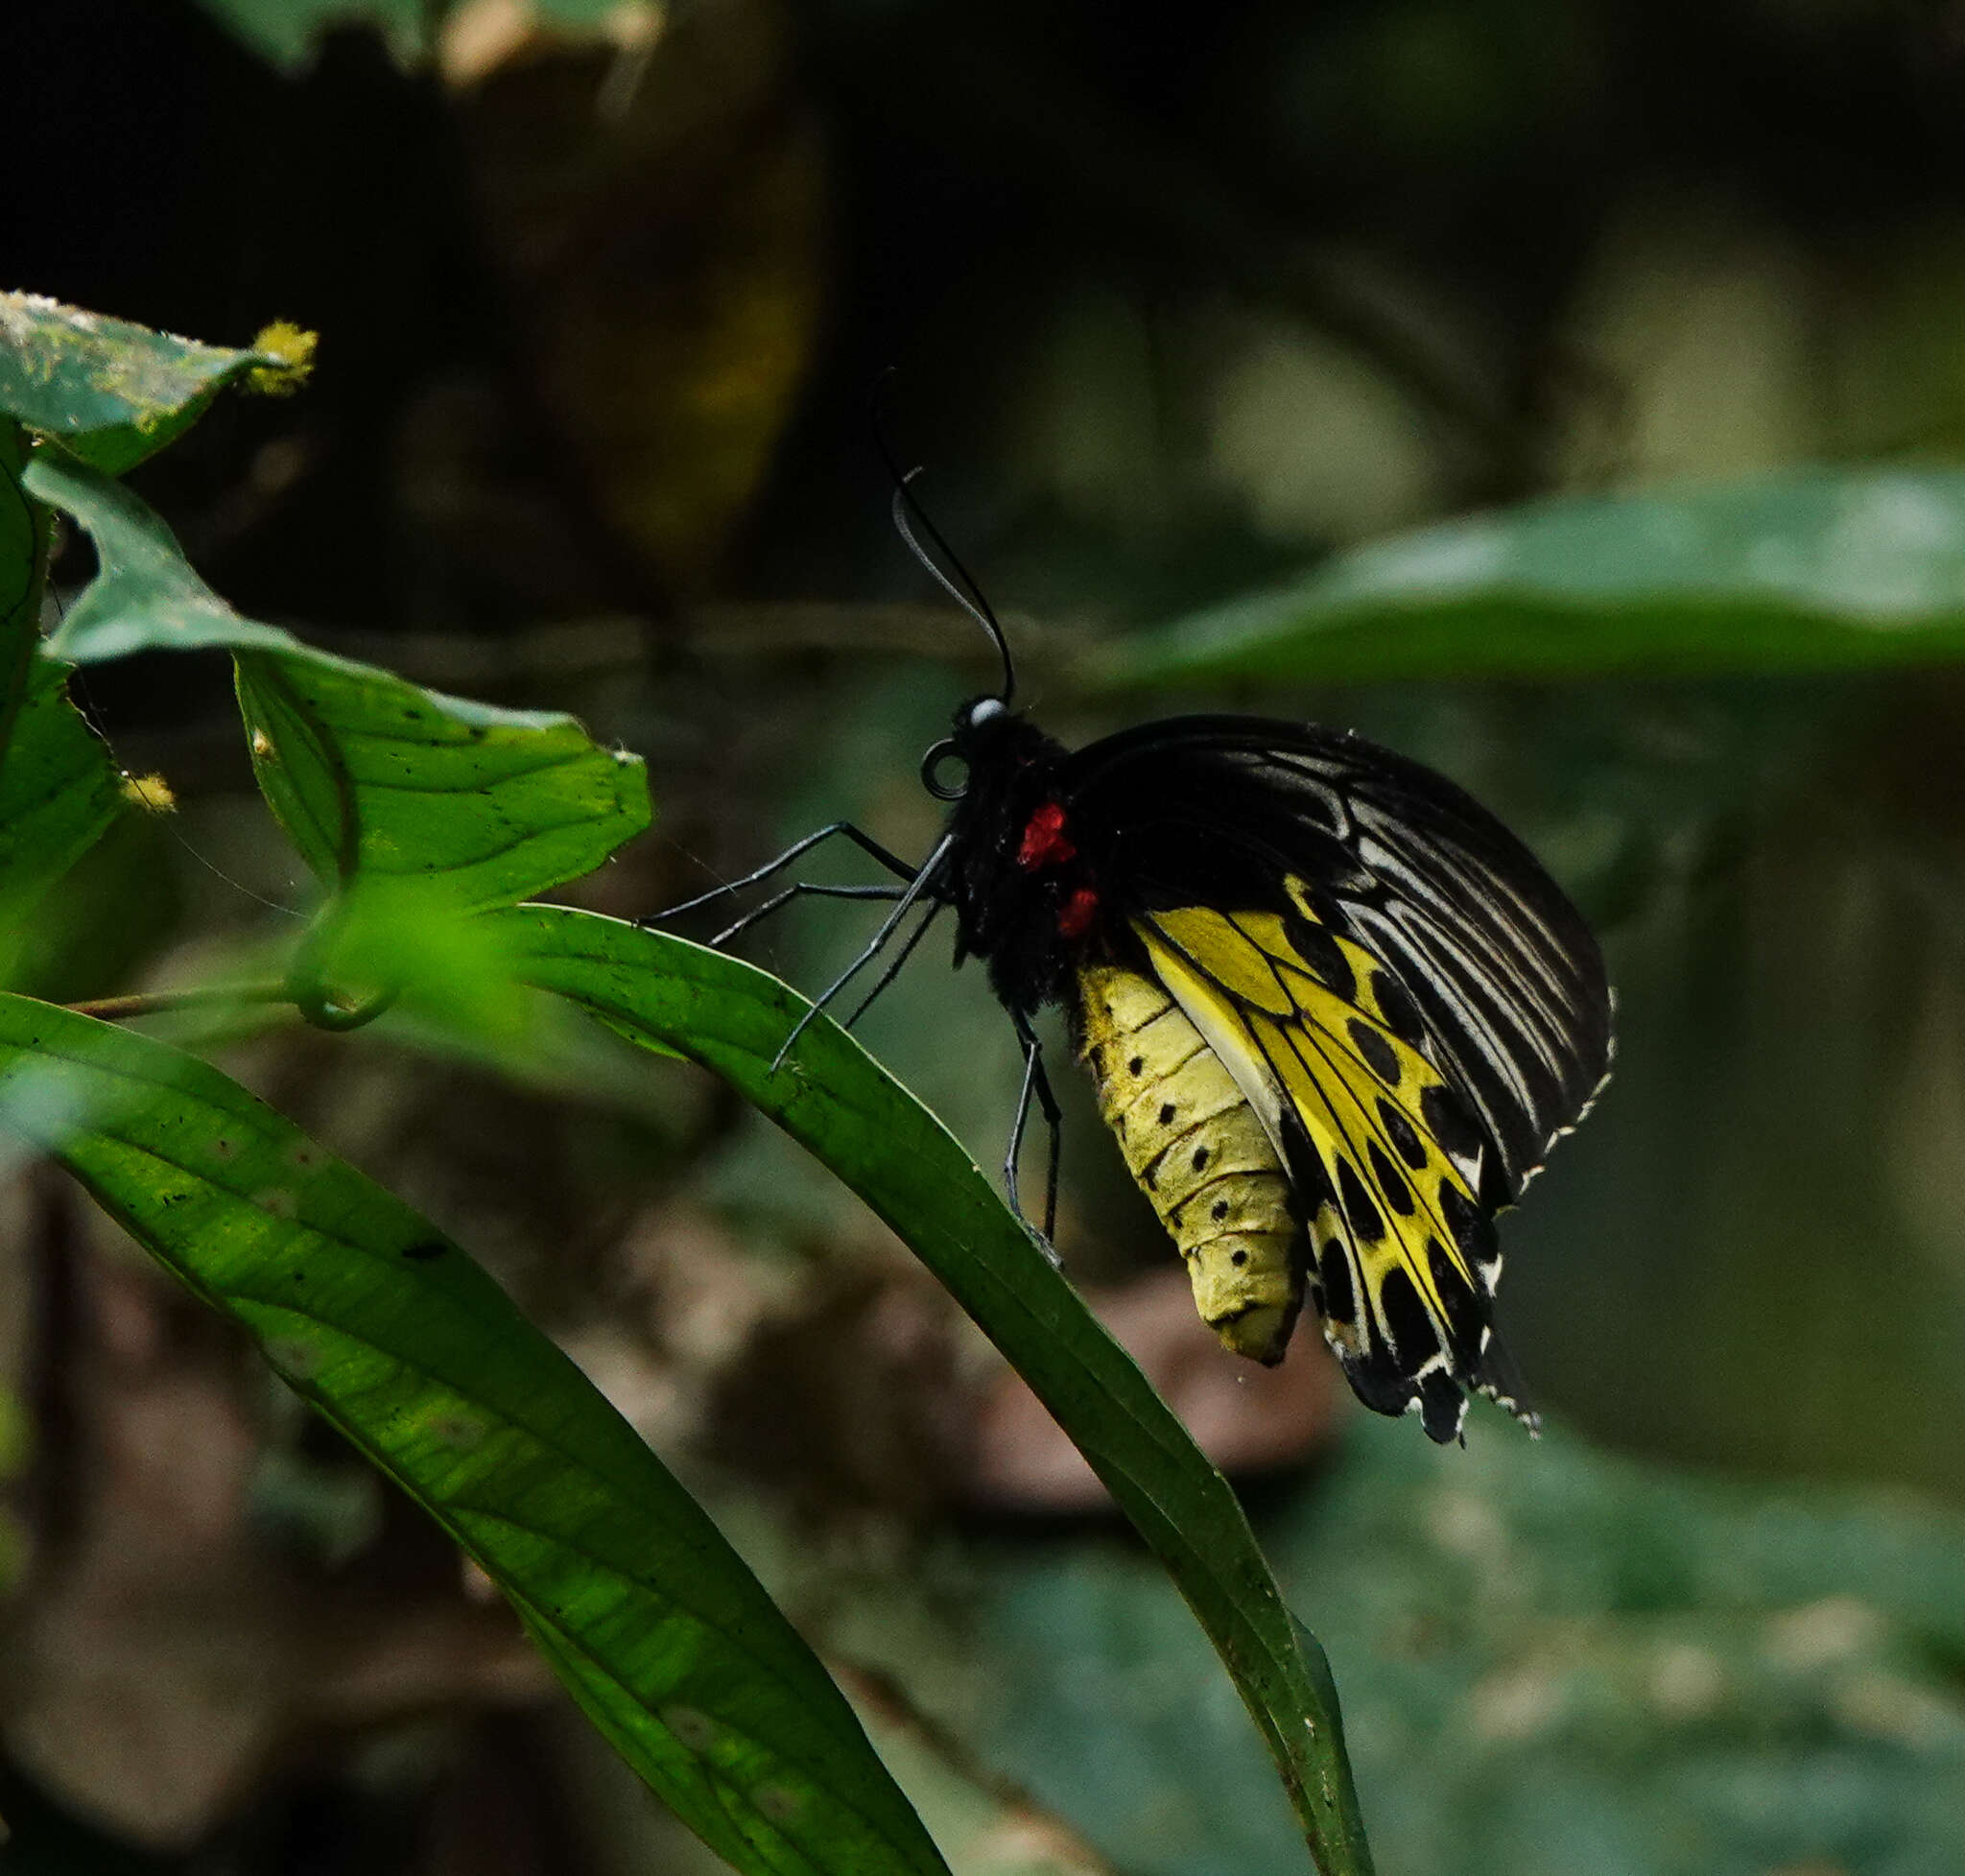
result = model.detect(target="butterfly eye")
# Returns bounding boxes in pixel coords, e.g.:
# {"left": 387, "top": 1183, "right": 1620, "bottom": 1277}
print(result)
{"left": 966, "top": 697, "right": 1007, "bottom": 727}
{"left": 921, "top": 738, "right": 969, "bottom": 800}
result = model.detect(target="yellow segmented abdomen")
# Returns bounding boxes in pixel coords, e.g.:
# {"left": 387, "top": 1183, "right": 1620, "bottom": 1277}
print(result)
{"left": 1077, "top": 962, "right": 1305, "bottom": 1363}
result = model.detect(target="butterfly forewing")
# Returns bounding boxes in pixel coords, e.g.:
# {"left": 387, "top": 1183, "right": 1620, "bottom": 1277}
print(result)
{"left": 1064, "top": 719, "right": 1613, "bottom": 1201}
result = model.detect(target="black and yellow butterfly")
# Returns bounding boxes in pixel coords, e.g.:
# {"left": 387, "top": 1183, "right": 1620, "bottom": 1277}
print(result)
{"left": 663, "top": 490, "right": 1612, "bottom": 1444}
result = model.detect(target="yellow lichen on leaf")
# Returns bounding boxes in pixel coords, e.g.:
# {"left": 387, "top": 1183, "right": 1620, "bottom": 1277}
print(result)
{"left": 246, "top": 322, "right": 320, "bottom": 397}
{"left": 121, "top": 772, "right": 178, "bottom": 813}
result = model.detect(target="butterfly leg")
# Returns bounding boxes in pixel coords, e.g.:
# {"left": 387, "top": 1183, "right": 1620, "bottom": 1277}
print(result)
{"left": 770, "top": 834, "right": 956, "bottom": 1072}
{"left": 647, "top": 821, "right": 917, "bottom": 924}
{"left": 841, "top": 903, "right": 944, "bottom": 1030}
{"left": 710, "top": 882, "right": 904, "bottom": 948}
{"left": 1005, "top": 1011, "right": 1063, "bottom": 1256}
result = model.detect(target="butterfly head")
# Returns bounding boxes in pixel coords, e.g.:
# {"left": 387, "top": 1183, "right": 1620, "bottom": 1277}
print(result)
{"left": 921, "top": 693, "right": 1036, "bottom": 800}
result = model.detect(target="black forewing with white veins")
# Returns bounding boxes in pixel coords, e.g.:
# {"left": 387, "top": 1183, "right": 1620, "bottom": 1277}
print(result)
{"left": 1063, "top": 717, "right": 1611, "bottom": 1200}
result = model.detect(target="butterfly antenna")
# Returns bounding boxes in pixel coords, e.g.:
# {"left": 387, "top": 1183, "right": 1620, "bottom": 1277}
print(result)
{"left": 871, "top": 393, "right": 1016, "bottom": 703}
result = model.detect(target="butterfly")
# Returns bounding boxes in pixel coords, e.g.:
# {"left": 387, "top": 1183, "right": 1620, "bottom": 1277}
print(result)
{"left": 659, "top": 480, "right": 1613, "bottom": 1444}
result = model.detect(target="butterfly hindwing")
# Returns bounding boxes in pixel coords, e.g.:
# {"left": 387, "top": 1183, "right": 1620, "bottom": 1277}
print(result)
{"left": 1135, "top": 895, "right": 1514, "bottom": 1440}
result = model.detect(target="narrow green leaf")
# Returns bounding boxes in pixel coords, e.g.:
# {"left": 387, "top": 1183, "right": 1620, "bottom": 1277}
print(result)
{"left": 0, "top": 293, "right": 312, "bottom": 474}
{"left": 1111, "top": 468, "right": 1965, "bottom": 686}
{"left": 496, "top": 905, "right": 1377, "bottom": 1876}
{"left": 24, "top": 448, "right": 650, "bottom": 910}
{"left": 0, "top": 993, "right": 950, "bottom": 1876}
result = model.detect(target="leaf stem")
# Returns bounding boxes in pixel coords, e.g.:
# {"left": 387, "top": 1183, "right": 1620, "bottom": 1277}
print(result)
{"left": 64, "top": 982, "right": 291, "bottom": 1023}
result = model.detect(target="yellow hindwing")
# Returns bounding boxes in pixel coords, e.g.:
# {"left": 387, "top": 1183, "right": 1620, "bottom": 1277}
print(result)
{"left": 1139, "top": 891, "right": 1500, "bottom": 1409}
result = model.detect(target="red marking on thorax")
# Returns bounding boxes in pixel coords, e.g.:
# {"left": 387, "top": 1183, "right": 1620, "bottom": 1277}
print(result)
{"left": 1017, "top": 800, "right": 1077, "bottom": 870}
{"left": 1057, "top": 886, "right": 1100, "bottom": 939}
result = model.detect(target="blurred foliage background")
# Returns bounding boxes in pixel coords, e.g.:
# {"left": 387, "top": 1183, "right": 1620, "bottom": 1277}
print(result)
{"left": 7, "top": 1, "right": 1965, "bottom": 1872}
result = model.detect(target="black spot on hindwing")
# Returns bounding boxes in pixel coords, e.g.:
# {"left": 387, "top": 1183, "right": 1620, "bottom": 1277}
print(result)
{"left": 1336, "top": 1157, "right": 1385, "bottom": 1244}
{"left": 1439, "top": 1182, "right": 1497, "bottom": 1284}
{"left": 1319, "top": 1242, "right": 1356, "bottom": 1323}
{"left": 1348, "top": 1019, "right": 1401, "bottom": 1086}
{"left": 1378, "top": 1098, "right": 1428, "bottom": 1171}
{"left": 1420, "top": 1082, "right": 1486, "bottom": 1168}
{"left": 1367, "top": 1140, "right": 1415, "bottom": 1214}
{"left": 1427, "top": 1236, "right": 1485, "bottom": 1367}
{"left": 1370, "top": 969, "right": 1427, "bottom": 1047}
{"left": 1379, "top": 1266, "right": 1440, "bottom": 1367}
{"left": 1281, "top": 909, "right": 1355, "bottom": 1002}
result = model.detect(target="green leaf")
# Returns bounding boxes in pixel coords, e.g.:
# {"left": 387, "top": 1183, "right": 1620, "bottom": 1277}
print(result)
{"left": 496, "top": 905, "right": 1378, "bottom": 1876}
{"left": 0, "top": 294, "right": 313, "bottom": 475}
{"left": 0, "top": 992, "right": 949, "bottom": 1876}
{"left": 1, "top": 421, "right": 49, "bottom": 757}
{"left": 233, "top": 652, "right": 647, "bottom": 907}
{"left": 0, "top": 424, "right": 125, "bottom": 949}
{"left": 0, "top": 659, "right": 128, "bottom": 946}
{"left": 194, "top": 0, "right": 657, "bottom": 71}
{"left": 24, "top": 447, "right": 649, "bottom": 911}
{"left": 1111, "top": 468, "right": 1965, "bottom": 686}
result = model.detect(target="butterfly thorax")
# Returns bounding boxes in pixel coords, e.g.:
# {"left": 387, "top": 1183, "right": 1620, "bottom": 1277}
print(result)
{"left": 933, "top": 702, "right": 1101, "bottom": 1015}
